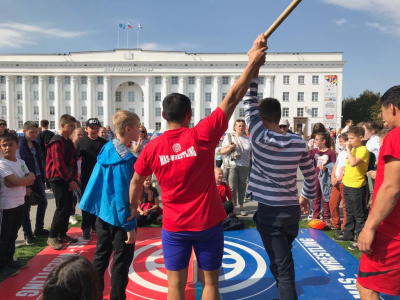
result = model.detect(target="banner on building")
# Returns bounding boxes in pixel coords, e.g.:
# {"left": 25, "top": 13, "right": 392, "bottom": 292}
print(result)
{"left": 324, "top": 75, "right": 338, "bottom": 132}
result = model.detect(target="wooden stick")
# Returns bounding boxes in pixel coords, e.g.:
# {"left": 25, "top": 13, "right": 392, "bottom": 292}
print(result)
{"left": 264, "top": 0, "right": 302, "bottom": 38}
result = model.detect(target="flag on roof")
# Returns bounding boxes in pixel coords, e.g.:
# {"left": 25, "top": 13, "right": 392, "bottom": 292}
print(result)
{"left": 138, "top": 23, "right": 143, "bottom": 29}
{"left": 127, "top": 23, "right": 133, "bottom": 29}
{"left": 119, "top": 23, "right": 126, "bottom": 29}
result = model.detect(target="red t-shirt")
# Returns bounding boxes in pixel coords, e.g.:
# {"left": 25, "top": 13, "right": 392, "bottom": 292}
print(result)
{"left": 372, "top": 126, "right": 400, "bottom": 240}
{"left": 216, "top": 182, "right": 233, "bottom": 202}
{"left": 134, "top": 108, "right": 228, "bottom": 232}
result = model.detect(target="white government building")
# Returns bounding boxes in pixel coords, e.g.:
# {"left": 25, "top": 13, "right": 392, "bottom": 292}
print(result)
{"left": 0, "top": 49, "right": 345, "bottom": 136}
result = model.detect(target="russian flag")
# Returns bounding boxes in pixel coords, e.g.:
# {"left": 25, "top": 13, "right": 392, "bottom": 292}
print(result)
{"left": 127, "top": 23, "right": 133, "bottom": 29}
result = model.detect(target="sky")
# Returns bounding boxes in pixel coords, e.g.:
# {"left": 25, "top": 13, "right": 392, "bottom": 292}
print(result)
{"left": 0, "top": 0, "right": 399, "bottom": 98}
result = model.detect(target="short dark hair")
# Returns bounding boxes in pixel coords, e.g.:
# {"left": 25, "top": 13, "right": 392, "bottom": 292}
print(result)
{"left": 347, "top": 126, "right": 365, "bottom": 137}
{"left": 23, "top": 121, "right": 39, "bottom": 131}
{"left": 338, "top": 132, "right": 348, "bottom": 141}
{"left": 40, "top": 120, "right": 49, "bottom": 128}
{"left": 310, "top": 123, "right": 327, "bottom": 139}
{"left": 162, "top": 93, "right": 191, "bottom": 123}
{"left": 60, "top": 114, "right": 76, "bottom": 125}
{"left": 0, "top": 133, "right": 18, "bottom": 144}
{"left": 43, "top": 256, "right": 101, "bottom": 300}
{"left": 258, "top": 98, "right": 281, "bottom": 123}
{"left": 345, "top": 119, "right": 353, "bottom": 125}
{"left": 363, "top": 121, "right": 380, "bottom": 135}
{"left": 381, "top": 85, "right": 400, "bottom": 109}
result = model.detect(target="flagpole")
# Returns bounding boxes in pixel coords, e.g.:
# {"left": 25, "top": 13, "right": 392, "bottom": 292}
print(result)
{"left": 117, "top": 29, "right": 120, "bottom": 48}
{"left": 127, "top": 24, "right": 129, "bottom": 48}
{"left": 137, "top": 27, "right": 139, "bottom": 48}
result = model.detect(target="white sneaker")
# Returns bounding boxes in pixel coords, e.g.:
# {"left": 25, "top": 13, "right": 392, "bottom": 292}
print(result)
{"left": 307, "top": 210, "right": 313, "bottom": 221}
{"left": 69, "top": 216, "right": 78, "bottom": 225}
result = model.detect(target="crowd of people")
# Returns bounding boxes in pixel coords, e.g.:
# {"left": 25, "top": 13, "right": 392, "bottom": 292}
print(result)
{"left": 0, "top": 33, "right": 399, "bottom": 300}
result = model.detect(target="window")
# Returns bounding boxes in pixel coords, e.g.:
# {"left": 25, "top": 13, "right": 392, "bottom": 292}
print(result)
{"left": 298, "top": 75, "right": 305, "bottom": 85}
{"left": 312, "top": 92, "right": 319, "bottom": 102}
{"left": 97, "top": 76, "right": 103, "bottom": 85}
{"left": 64, "top": 76, "right": 71, "bottom": 85}
{"left": 155, "top": 122, "right": 161, "bottom": 130}
{"left": 33, "top": 106, "right": 39, "bottom": 115}
{"left": 18, "top": 121, "right": 23, "bottom": 129}
{"left": 154, "top": 77, "right": 161, "bottom": 85}
{"left": 49, "top": 76, "right": 54, "bottom": 84}
{"left": 155, "top": 107, "right": 161, "bottom": 116}
{"left": 17, "top": 106, "right": 23, "bottom": 115}
{"left": 142, "top": 108, "right": 144, "bottom": 117}
{"left": 0, "top": 91, "right": 5, "bottom": 100}
{"left": 205, "top": 108, "right": 211, "bottom": 117}
{"left": 17, "top": 91, "right": 22, "bottom": 100}
{"left": 188, "top": 77, "right": 195, "bottom": 85}
{"left": 188, "top": 92, "right": 195, "bottom": 102}
{"left": 0, "top": 76, "right": 5, "bottom": 84}
{"left": 81, "top": 76, "right": 87, "bottom": 84}
{"left": 128, "top": 91, "right": 135, "bottom": 102}
{"left": 49, "top": 106, "right": 55, "bottom": 115}
{"left": 257, "top": 93, "right": 263, "bottom": 100}
{"left": 258, "top": 77, "right": 265, "bottom": 85}
{"left": 16, "top": 76, "right": 22, "bottom": 84}
{"left": 312, "top": 108, "right": 318, "bottom": 117}
{"left": 82, "top": 106, "right": 87, "bottom": 115}
{"left": 239, "top": 108, "right": 245, "bottom": 117}
{"left": 115, "top": 108, "right": 121, "bottom": 112}
{"left": 2, "top": 106, "right": 6, "bottom": 115}
{"left": 128, "top": 81, "right": 135, "bottom": 86}
{"left": 171, "top": 76, "right": 178, "bottom": 85}
{"left": 297, "top": 92, "right": 304, "bottom": 102}
{"left": 98, "top": 106, "right": 103, "bottom": 116}
{"left": 49, "top": 91, "right": 55, "bottom": 100}
{"left": 129, "top": 108, "right": 135, "bottom": 113}
{"left": 312, "top": 75, "right": 319, "bottom": 84}
{"left": 155, "top": 92, "right": 161, "bottom": 102}
{"left": 190, "top": 122, "right": 194, "bottom": 128}
{"left": 205, "top": 93, "right": 211, "bottom": 102}
{"left": 33, "top": 91, "right": 38, "bottom": 100}
{"left": 115, "top": 91, "right": 121, "bottom": 102}
{"left": 191, "top": 108, "right": 195, "bottom": 117}
{"left": 222, "top": 76, "right": 229, "bottom": 85}
{"left": 65, "top": 91, "right": 71, "bottom": 100}
{"left": 282, "top": 108, "right": 289, "bottom": 117}
{"left": 32, "top": 76, "right": 39, "bottom": 84}
{"left": 97, "top": 92, "right": 103, "bottom": 101}
{"left": 283, "top": 75, "right": 290, "bottom": 85}
{"left": 221, "top": 92, "right": 227, "bottom": 102}
{"left": 282, "top": 92, "right": 289, "bottom": 102}
{"left": 297, "top": 108, "right": 304, "bottom": 117}
{"left": 205, "top": 77, "right": 212, "bottom": 85}
{"left": 66, "top": 106, "right": 71, "bottom": 115}
{"left": 50, "top": 121, "right": 55, "bottom": 130}
{"left": 141, "top": 92, "right": 144, "bottom": 102}
{"left": 81, "top": 91, "right": 87, "bottom": 101}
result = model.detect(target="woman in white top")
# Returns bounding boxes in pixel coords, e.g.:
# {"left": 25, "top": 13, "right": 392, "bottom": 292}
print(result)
{"left": 132, "top": 125, "right": 150, "bottom": 156}
{"left": 221, "top": 119, "right": 251, "bottom": 216}
{"left": 363, "top": 121, "right": 380, "bottom": 166}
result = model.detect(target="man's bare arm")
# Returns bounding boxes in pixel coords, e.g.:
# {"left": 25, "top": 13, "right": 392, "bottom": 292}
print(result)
{"left": 127, "top": 172, "right": 147, "bottom": 221}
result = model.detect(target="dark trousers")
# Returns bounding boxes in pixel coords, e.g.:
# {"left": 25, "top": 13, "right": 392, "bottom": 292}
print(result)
{"left": 81, "top": 210, "right": 97, "bottom": 230}
{"left": 93, "top": 217, "right": 135, "bottom": 300}
{"left": 49, "top": 180, "right": 73, "bottom": 238}
{"left": 0, "top": 204, "right": 24, "bottom": 267}
{"left": 137, "top": 210, "right": 159, "bottom": 227}
{"left": 22, "top": 175, "right": 48, "bottom": 236}
{"left": 343, "top": 185, "right": 367, "bottom": 239}
{"left": 254, "top": 203, "right": 300, "bottom": 300}
{"left": 42, "top": 157, "right": 51, "bottom": 189}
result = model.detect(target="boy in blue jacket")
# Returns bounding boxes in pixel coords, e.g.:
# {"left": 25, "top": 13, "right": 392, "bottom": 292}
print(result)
{"left": 79, "top": 110, "right": 140, "bottom": 300}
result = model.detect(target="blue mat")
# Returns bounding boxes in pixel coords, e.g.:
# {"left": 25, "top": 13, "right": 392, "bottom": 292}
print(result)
{"left": 195, "top": 228, "right": 399, "bottom": 300}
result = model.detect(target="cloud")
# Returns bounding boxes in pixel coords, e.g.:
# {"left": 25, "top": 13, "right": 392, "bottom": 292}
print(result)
{"left": 335, "top": 18, "right": 347, "bottom": 26}
{"left": 0, "top": 22, "right": 87, "bottom": 48}
{"left": 322, "top": 0, "right": 400, "bottom": 34}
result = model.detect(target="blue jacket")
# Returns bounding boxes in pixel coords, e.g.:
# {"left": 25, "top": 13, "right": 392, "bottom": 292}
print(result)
{"left": 319, "top": 162, "right": 335, "bottom": 202}
{"left": 79, "top": 139, "right": 137, "bottom": 231}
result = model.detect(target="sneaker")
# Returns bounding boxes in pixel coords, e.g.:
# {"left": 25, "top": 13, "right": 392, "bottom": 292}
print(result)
{"left": 24, "top": 234, "right": 36, "bottom": 245}
{"left": 240, "top": 210, "right": 248, "bottom": 216}
{"left": 58, "top": 235, "right": 79, "bottom": 243}
{"left": 307, "top": 210, "right": 313, "bottom": 221}
{"left": 47, "top": 237, "right": 62, "bottom": 250}
{"left": 82, "top": 228, "right": 91, "bottom": 240}
{"left": 0, "top": 266, "right": 19, "bottom": 277}
{"left": 69, "top": 216, "right": 78, "bottom": 225}
{"left": 34, "top": 229, "right": 50, "bottom": 236}
{"left": 8, "top": 260, "right": 28, "bottom": 269}
{"left": 348, "top": 242, "right": 359, "bottom": 251}
{"left": 335, "top": 233, "right": 354, "bottom": 241}
{"left": 156, "top": 215, "right": 163, "bottom": 224}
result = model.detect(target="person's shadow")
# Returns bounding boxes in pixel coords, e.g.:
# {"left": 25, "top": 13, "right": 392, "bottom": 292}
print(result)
{"left": 296, "top": 276, "right": 331, "bottom": 299}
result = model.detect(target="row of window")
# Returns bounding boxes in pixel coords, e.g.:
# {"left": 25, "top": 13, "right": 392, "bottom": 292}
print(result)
{"left": 283, "top": 75, "right": 320, "bottom": 85}
{"left": 283, "top": 92, "right": 319, "bottom": 102}
{"left": 282, "top": 107, "right": 319, "bottom": 118}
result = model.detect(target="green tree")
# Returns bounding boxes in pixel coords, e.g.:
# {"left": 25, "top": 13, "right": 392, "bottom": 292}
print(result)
{"left": 342, "top": 90, "right": 380, "bottom": 127}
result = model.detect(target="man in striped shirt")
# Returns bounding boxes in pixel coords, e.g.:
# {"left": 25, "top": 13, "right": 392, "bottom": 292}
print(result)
{"left": 244, "top": 34, "right": 316, "bottom": 300}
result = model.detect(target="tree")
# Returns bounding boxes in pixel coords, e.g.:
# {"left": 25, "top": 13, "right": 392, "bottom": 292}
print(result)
{"left": 342, "top": 90, "right": 380, "bottom": 127}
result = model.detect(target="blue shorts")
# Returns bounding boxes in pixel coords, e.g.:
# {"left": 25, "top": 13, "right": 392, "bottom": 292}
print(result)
{"left": 162, "top": 222, "right": 224, "bottom": 271}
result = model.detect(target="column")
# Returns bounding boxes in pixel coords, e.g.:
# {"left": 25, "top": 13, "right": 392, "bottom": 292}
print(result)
{"left": 143, "top": 76, "right": 152, "bottom": 130}
{"left": 161, "top": 76, "right": 169, "bottom": 131}
{"left": 38, "top": 76, "right": 46, "bottom": 123}
{"left": 22, "top": 76, "right": 29, "bottom": 122}
{"left": 70, "top": 76, "right": 77, "bottom": 118}
{"left": 103, "top": 76, "right": 111, "bottom": 126}
{"left": 194, "top": 76, "right": 203, "bottom": 124}
{"left": 228, "top": 76, "right": 238, "bottom": 130}
{"left": 87, "top": 76, "right": 94, "bottom": 118}
{"left": 178, "top": 76, "right": 186, "bottom": 95}
{"left": 54, "top": 76, "right": 61, "bottom": 130}
{"left": 5, "top": 76, "right": 14, "bottom": 129}
{"left": 212, "top": 76, "right": 220, "bottom": 111}
{"left": 267, "top": 75, "right": 275, "bottom": 98}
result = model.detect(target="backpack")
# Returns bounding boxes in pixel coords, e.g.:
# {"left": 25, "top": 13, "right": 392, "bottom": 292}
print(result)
{"left": 222, "top": 216, "right": 244, "bottom": 231}
{"left": 367, "top": 151, "right": 376, "bottom": 172}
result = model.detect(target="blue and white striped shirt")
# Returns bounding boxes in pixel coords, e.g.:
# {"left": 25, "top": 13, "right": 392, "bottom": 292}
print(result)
{"left": 244, "top": 79, "right": 316, "bottom": 206}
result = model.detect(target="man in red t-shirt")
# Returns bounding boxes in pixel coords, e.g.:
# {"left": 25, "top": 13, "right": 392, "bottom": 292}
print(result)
{"left": 357, "top": 85, "right": 400, "bottom": 298}
{"left": 128, "top": 35, "right": 266, "bottom": 299}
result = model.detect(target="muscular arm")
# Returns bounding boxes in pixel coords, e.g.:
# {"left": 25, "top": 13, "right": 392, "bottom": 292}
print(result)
{"left": 127, "top": 172, "right": 147, "bottom": 221}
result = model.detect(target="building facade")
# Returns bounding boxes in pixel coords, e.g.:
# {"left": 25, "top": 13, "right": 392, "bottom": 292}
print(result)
{"left": 0, "top": 49, "right": 345, "bottom": 136}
